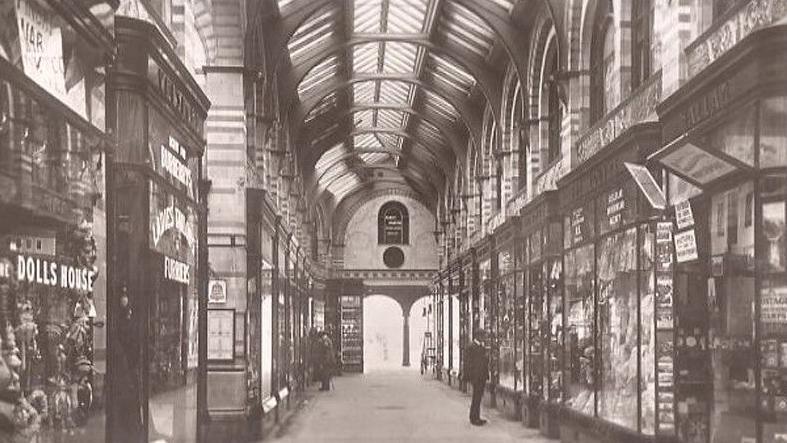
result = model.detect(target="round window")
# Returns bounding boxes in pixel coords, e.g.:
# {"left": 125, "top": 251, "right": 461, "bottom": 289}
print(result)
{"left": 383, "top": 246, "right": 405, "bottom": 268}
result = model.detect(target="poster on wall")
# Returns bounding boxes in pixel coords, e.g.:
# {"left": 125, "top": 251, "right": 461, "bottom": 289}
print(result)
{"left": 675, "top": 230, "right": 699, "bottom": 263}
{"left": 149, "top": 181, "right": 198, "bottom": 264}
{"left": 655, "top": 221, "right": 675, "bottom": 435}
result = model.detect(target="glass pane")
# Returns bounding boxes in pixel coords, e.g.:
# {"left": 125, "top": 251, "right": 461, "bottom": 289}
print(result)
{"left": 499, "top": 273, "right": 517, "bottom": 389}
{"left": 528, "top": 266, "right": 544, "bottom": 397}
{"left": 597, "top": 227, "right": 639, "bottom": 430}
{"left": 547, "top": 259, "right": 564, "bottom": 402}
{"left": 760, "top": 174, "right": 787, "bottom": 441}
{"left": 640, "top": 225, "right": 656, "bottom": 435}
{"left": 706, "top": 105, "right": 756, "bottom": 167}
{"left": 761, "top": 97, "right": 787, "bottom": 168}
{"left": 452, "top": 294, "right": 460, "bottom": 370}
{"left": 516, "top": 271, "right": 525, "bottom": 391}
{"left": 565, "top": 244, "right": 595, "bottom": 415}
{"left": 709, "top": 181, "right": 755, "bottom": 267}
{"left": 708, "top": 277, "right": 755, "bottom": 443}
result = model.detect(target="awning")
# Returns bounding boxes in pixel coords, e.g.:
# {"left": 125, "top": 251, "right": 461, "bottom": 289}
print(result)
{"left": 647, "top": 132, "right": 754, "bottom": 189}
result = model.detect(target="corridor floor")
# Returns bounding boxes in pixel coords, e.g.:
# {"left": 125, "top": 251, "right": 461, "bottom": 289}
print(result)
{"left": 267, "top": 369, "right": 557, "bottom": 443}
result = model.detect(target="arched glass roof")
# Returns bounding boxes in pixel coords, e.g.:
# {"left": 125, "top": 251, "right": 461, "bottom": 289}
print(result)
{"left": 276, "top": 0, "right": 520, "bottom": 206}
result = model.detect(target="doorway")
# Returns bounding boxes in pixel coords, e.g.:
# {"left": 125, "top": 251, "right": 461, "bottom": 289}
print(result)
{"left": 363, "top": 295, "right": 403, "bottom": 372}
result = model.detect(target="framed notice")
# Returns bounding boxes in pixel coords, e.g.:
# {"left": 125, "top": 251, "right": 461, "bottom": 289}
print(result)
{"left": 208, "top": 309, "right": 235, "bottom": 362}
{"left": 208, "top": 279, "right": 227, "bottom": 304}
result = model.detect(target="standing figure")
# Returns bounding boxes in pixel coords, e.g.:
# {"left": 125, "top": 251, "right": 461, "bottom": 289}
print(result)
{"left": 464, "top": 329, "right": 489, "bottom": 426}
{"left": 317, "top": 332, "right": 335, "bottom": 391}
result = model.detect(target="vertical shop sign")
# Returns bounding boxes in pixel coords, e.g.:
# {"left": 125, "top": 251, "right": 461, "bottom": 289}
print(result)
{"left": 606, "top": 188, "right": 625, "bottom": 229}
{"left": 571, "top": 207, "right": 587, "bottom": 245}
{"left": 15, "top": 0, "right": 66, "bottom": 100}
{"left": 655, "top": 221, "right": 675, "bottom": 435}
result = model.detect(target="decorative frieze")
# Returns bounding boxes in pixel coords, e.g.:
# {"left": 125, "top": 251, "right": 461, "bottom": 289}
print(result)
{"left": 687, "top": 0, "right": 787, "bottom": 78}
{"left": 575, "top": 74, "right": 661, "bottom": 164}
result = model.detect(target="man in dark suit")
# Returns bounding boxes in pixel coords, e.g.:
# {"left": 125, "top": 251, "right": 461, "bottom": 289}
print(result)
{"left": 464, "top": 328, "right": 489, "bottom": 426}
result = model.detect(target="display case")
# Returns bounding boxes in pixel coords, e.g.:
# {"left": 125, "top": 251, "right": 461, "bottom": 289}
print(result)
{"left": 518, "top": 191, "right": 562, "bottom": 432}
{"left": 340, "top": 296, "right": 363, "bottom": 372}
{"left": 494, "top": 220, "right": 522, "bottom": 419}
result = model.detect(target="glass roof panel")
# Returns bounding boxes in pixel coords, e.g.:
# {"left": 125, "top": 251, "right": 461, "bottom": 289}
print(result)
{"left": 353, "top": 133, "right": 384, "bottom": 149}
{"left": 298, "top": 55, "right": 341, "bottom": 98}
{"left": 305, "top": 91, "right": 338, "bottom": 122}
{"left": 359, "top": 152, "right": 392, "bottom": 164}
{"left": 376, "top": 109, "right": 405, "bottom": 128}
{"left": 422, "top": 90, "right": 458, "bottom": 121}
{"left": 288, "top": 8, "right": 339, "bottom": 61}
{"left": 315, "top": 143, "right": 348, "bottom": 172}
{"left": 353, "top": 81, "right": 376, "bottom": 104}
{"left": 381, "top": 42, "right": 418, "bottom": 73}
{"left": 352, "top": 42, "right": 380, "bottom": 73}
{"left": 353, "top": 110, "right": 375, "bottom": 127}
{"left": 326, "top": 174, "right": 363, "bottom": 201}
{"left": 386, "top": 0, "right": 429, "bottom": 33}
{"left": 277, "top": 0, "right": 296, "bottom": 11}
{"left": 353, "top": 0, "right": 383, "bottom": 33}
{"left": 485, "top": 0, "right": 518, "bottom": 14}
{"left": 378, "top": 133, "right": 403, "bottom": 150}
{"left": 437, "top": 3, "right": 495, "bottom": 59}
{"left": 377, "top": 80, "right": 412, "bottom": 105}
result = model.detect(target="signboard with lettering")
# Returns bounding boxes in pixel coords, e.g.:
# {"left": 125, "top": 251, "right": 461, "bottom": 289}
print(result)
{"left": 674, "top": 229, "right": 699, "bottom": 263}
{"left": 149, "top": 108, "right": 198, "bottom": 200}
{"left": 163, "top": 256, "right": 190, "bottom": 284}
{"left": 149, "top": 181, "right": 198, "bottom": 264}
{"left": 14, "top": 254, "right": 95, "bottom": 291}
{"left": 14, "top": 0, "right": 66, "bottom": 102}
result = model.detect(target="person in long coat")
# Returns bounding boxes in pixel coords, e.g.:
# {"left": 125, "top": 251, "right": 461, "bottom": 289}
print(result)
{"left": 464, "top": 328, "right": 489, "bottom": 425}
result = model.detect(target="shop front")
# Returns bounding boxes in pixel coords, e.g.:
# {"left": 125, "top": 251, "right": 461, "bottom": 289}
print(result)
{"left": 0, "top": 0, "right": 113, "bottom": 440}
{"left": 651, "top": 22, "right": 787, "bottom": 443}
{"left": 108, "top": 16, "right": 209, "bottom": 442}
{"left": 492, "top": 218, "right": 523, "bottom": 420}
{"left": 478, "top": 239, "right": 496, "bottom": 407}
{"left": 558, "top": 124, "right": 663, "bottom": 443}
{"left": 518, "top": 191, "right": 562, "bottom": 435}
{"left": 448, "top": 262, "right": 461, "bottom": 385}
{"left": 459, "top": 252, "right": 474, "bottom": 391}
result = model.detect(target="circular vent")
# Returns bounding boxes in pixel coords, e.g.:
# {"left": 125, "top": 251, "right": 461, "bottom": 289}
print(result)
{"left": 383, "top": 246, "right": 405, "bottom": 268}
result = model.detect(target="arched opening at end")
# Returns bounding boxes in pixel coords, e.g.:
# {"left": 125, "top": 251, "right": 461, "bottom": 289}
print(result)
{"left": 363, "top": 295, "right": 404, "bottom": 372}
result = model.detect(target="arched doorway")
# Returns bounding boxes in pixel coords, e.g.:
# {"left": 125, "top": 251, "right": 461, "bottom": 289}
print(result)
{"left": 363, "top": 295, "right": 403, "bottom": 372}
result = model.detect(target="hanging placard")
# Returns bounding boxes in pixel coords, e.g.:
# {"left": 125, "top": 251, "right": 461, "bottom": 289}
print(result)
{"left": 624, "top": 162, "right": 667, "bottom": 210}
{"left": 15, "top": 0, "right": 67, "bottom": 101}
{"left": 674, "top": 200, "right": 695, "bottom": 230}
{"left": 674, "top": 230, "right": 699, "bottom": 263}
{"left": 208, "top": 279, "right": 227, "bottom": 304}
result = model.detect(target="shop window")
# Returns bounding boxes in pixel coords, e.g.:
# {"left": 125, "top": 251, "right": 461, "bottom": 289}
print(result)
{"left": 706, "top": 105, "right": 756, "bottom": 167}
{"left": 597, "top": 227, "right": 639, "bottom": 430}
{"left": 590, "top": 1, "right": 615, "bottom": 123}
{"left": 378, "top": 201, "right": 409, "bottom": 244}
{"left": 760, "top": 97, "right": 787, "bottom": 167}
{"left": 631, "top": 0, "right": 653, "bottom": 89}
{"left": 710, "top": 181, "right": 755, "bottom": 262}
{"left": 565, "top": 243, "right": 596, "bottom": 415}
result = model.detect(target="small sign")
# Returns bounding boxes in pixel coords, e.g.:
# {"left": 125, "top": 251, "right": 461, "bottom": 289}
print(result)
{"left": 656, "top": 222, "right": 673, "bottom": 244}
{"left": 15, "top": 0, "right": 67, "bottom": 101}
{"left": 208, "top": 279, "right": 227, "bottom": 304}
{"left": 674, "top": 230, "right": 699, "bottom": 263}
{"left": 606, "top": 188, "right": 625, "bottom": 228}
{"left": 164, "top": 256, "right": 190, "bottom": 284}
{"left": 624, "top": 162, "right": 667, "bottom": 210}
{"left": 674, "top": 200, "right": 695, "bottom": 230}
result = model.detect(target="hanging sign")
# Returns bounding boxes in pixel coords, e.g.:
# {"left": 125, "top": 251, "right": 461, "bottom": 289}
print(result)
{"left": 15, "top": 0, "right": 67, "bottom": 101}
{"left": 624, "top": 162, "right": 667, "bottom": 210}
{"left": 208, "top": 279, "right": 227, "bottom": 304}
{"left": 674, "top": 230, "right": 699, "bottom": 263}
{"left": 674, "top": 200, "right": 695, "bottom": 230}
{"left": 15, "top": 255, "right": 95, "bottom": 291}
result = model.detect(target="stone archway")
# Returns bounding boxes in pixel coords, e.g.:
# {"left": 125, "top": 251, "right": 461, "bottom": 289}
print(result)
{"left": 363, "top": 295, "right": 404, "bottom": 371}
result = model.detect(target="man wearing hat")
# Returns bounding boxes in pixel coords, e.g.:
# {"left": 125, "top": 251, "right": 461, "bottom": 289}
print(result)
{"left": 464, "top": 328, "right": 490, "bottom": 426}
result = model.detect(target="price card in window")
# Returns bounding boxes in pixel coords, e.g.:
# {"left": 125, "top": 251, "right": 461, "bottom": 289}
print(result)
{"left": 675, "top": 200, "right": 695, "bottom": 230}
{"left": 674, "top": 229, "right": 699, "bottom": 263}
